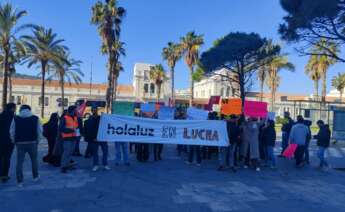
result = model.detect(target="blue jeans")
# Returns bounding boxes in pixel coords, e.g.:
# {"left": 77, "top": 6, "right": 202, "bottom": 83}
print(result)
{"left": 304, "top": 139, "right": 310, "bottom": 162}
{"left": 188, "top": 145, "right": 201, "bottom": 164}
{"left": 265, "top": 146, "right": 276, "bottom": 167}
{"left": 318, "top": 147, "right": 328, "bottom": 167}
{"left": 92, "top": 142, "right": 108, "bottom": 166}
{"left": 219, "top": 144, "right": 236, "bottom": 167}
{"left": 281, "top": 132, "right": 289, "bottom": 153}
{"left": 115, "top": 142, "right": 129, "bottom": 163}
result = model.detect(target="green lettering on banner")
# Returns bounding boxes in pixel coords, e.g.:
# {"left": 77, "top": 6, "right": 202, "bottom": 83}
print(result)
{"left": 112, "top": 101, "right": 134, "bottom": 116}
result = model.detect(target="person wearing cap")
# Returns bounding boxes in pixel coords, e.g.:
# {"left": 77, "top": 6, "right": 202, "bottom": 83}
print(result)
{"left": 60, "top": 105, "right": 79, "bottom": 173}
{"left": 10, "top": 105, "right": 42, "bottom": 187}
{"left": 0, "top": 103, "right": 16, "bottom": 183}
{"left": 289, "top": 115, "right": 309, "bottom": 167}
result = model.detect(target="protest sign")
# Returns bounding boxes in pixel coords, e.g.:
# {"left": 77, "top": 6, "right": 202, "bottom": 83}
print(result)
{"left": 187, "top": 107, "right": 209, "bottom": 120}
{"left": 97, "top": 114, "right": 229, "bottom": 146}
{"left": 244, "top": 101, "right": 268, "bottom": 118}
{"left": 221, "top": 98, "right": 242, "bottom": 115}
{"left": 158, "top": 106, "right": 175, "bottom": 120}
{"left": 112, "top": 101, "right": 134, "bottom": 116}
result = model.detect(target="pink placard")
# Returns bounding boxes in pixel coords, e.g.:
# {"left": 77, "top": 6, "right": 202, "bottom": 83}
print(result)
{"left": 244, "top": 100, "right": 268, "bottom": 118}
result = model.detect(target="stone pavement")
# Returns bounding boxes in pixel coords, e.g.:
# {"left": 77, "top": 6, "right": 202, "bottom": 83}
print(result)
{"left": 1, "top": 140, "right": 345, "bottom": 212}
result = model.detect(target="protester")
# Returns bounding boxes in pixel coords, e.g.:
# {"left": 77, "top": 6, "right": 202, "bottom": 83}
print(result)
{"left": 241, "top": 117, "right": 260, "bottom": 171}
{"left": 280, "top": 112, "right": 294, "bottom": 156}
{"left": 115, "top": 141, "right": 130, "bottom": 166}
{"left": 136, "top": 112, "right": 150, "bottom": 162}
{"left": 258, "top": 118, "right": 266, "bottom": 160}
{"left": 0, "top": 103, "right": 16, "bottom": 183}
{"left": 314, "top": 120, "right": 331, "bottom": 170}
{"left": 60, "top": 106, "right": 79, "bottom": 173}
{"left": 152, "top": 112, "right": 163, "bottom": 161}
{"left": 73, "top": 115, "right": 83, "bottom": 157}
{"left": 85, "top": 107, "right": 110, "bottom": 171}
{"left": 42, "top": 113, "right": 59, "bottom": 164}
{"left": 10, "top": 105, "right": 42, "bottom": 187}
{"left": 218, "top": 115, "right": 239, "bottom": 172}
{"left": 289, "top": 115, "right": 309, "bottom": 167}
{"left": 83, "top": 116, "right": 93, "bottom": 158}
{"left": 262, "top": 119, "right": 277, "bottom": 169}
{"left": 303, "top": 119, "right": 312, "bottom": 164}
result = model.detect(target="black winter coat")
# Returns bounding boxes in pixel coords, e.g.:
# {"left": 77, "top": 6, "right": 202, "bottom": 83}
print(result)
{"left": 0, "top": 111, "right": 14, "bottom": 146}
{"left": 262, "top": 126, "right": 276, "bottom": 147}
{"left": 227, "top": 121, "right": 240, "bottom": 145}
{"left": 314, "top": 125, "right": 331, "bottom": 148}
{"left": 84, "top": 115, "right": 100, "bottom": 142}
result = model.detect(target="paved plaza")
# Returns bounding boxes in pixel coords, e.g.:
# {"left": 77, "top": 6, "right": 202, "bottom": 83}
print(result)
{"left": 1, "top": 140, "right": 345, "bottom": 212}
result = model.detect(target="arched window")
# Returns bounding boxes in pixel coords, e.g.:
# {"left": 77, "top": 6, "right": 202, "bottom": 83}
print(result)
{"left": 220, "top": 88, "right": 224, "bottom": 97}
{"left": 144, "top": 84, "right": 149, "bottom": 94}
{"left": 226, "top": 87, "right": 230, "bottom": 97}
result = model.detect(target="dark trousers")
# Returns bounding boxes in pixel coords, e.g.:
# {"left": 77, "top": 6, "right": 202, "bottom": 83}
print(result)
{"left": 188, "top": 145, "right": 201, "bottom": 164}
{"left": 295, "top": 145, "right": 306, "bottom": 166}
{"left": 92, "top": 142, "right": 108, "bottom": 166}
{"left": 73, "top": 137, "right": 81, "bottom": 155}
{"left": 84, "top": 142, "right": 93, "bottom": 157}
{"left": 16, "top": 143, "right": 39, "bottom": 183}
{"left": 154, "top": 144, "right": 163, "bottom": 160}
{"left": 304, "top": 140, "right": 310, "bottom": 163}
{"left": 137, "top": 144, "right": 149, "bottom": 162}
{"left": 0, "top": 144, "right": 14, "bottom": 178}
{"left": 43, "top": 138, "right": 56, "bottom": 163}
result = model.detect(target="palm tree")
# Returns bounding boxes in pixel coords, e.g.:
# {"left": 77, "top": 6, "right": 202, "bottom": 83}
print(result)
{"left": 49, "top": 50, "right": 83, "bottom": 112}
{"left": 305, "top": 54, "right": 322, "bottom": 99}
{"left": 257, "top": 66, "right": 267, "bottom": 102}
{"left": 332, "top": 73, "right": 345, "bottom": 101}
{"left": 162, "top": 42, "right": 182, "bottom": 105}
{"left": 265, "top": 56, "right": 295, "bottom": 111}
{"left": 309, "top": 39, "right": 339, "bottom": 102}
{"left": 149, "top": 64, "right": 167, "bottom": 102}
{"left": 22, "top": 26, "right": 66, "bottom": 118}
{"left": 0, "top": 3, "right": 28, "bottom": 109}
{"left": 91, "top": 0, "right": 126, "bottom": 113}
{"left": 180, "top": 31, "right": 204, "bottom": 106}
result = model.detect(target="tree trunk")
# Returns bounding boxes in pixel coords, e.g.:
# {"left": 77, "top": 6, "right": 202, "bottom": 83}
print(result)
{"left": 340, "top": 90, "right": 343, "bottom": 102}
{"left": 260, "top": 80, "right": 264, "bottom": 102}
{"left": 189, "top": 66, "right": 194, "bottom": 107}
{"left": 321, "top": 71, "right": 327, "bottom": 103}
{"left": 60, "top": 74, "right": 65, "bottom": 114}
{"left": 170, "top": 66, "right": 175, "bottom": 105}
{"left": 40, "top": 60, "right": 47, "bottom": 118}
{"left": 238, "top": 71, "right": 245, "bottom": 112}
{"left": 8, "top": 74, "right": 13, "bottom": 102}
{"left": 106, "top": 58, "right": 114, "bottom": 114}
{"left": 112, "top": 75, "right": 119, "bottom": 114}
{"left": 2, "top": 48, "right": 9, "bottom": 109}
{"left": 157, "top": 84, "right": 161, "bottom": 103}
{"left": 313, "top": 79, "right": 319, "bottom": 100}
{"left": 270, "top": 86, "right": 275, "bottom": 112}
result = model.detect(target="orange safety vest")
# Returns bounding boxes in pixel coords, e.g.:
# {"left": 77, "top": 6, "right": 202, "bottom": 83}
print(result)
{"left": 61, "top": 115, "right": 79, "bottom": 139}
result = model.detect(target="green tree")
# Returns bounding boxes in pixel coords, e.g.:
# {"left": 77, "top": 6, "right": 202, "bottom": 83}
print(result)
{"left": 0, "top": 3, "right": 28, "bottom": 109}
{"left": 180, "top": 31, "right": 204, "bottom": 106}
{"left": 332, "top": 72, "right": 345, "bottom": 100}
{"left": 265, "top": 56, "right": 295, "bottom": 111}
{"left": 91, "top": 0, "right": 126, "bottom": 113}
{"left": 307, "top": 39, "right": 339, "bottom": 102}
{"left": 305, "top": 55, "right": 322, "bottom": 99}
{"left": 162, "top": 42, "right": 182, "bottom": 104}
{"left": 199, "top": 32, "right": 280, "bottom": 108}
{"left": 22, "top": 26, "right": 66, "bottom": 118}
{"left": 279, "top": 0, "right": 345, "bottom": 62}
{"left": 149, "top": 64, "right": 167, "bottom": 102}
{"left": 49, "top": 50, "right": 83, "bottom": 112}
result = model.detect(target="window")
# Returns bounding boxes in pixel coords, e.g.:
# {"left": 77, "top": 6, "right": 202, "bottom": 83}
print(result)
{"left": 16, "top": 96, "right": 22, "bottom": 105}
{"left": 150, "top": 83, "right": 155, "bottom": 94}
{"left": 57, "top": 98, "right": 68, "bottom": 107}
{"left": 144, "top": 71, "right": 149, "bottom": 80}
{"left": 220, "top": 88, "right": 224, "bottom": 97}
{"left": 226, "top": 87, "right": 230, "bottom": 97}
{"left": 201, "top": 90, "right": 205, "bottom": 97}
{"left": 144, "top": 84, "right": 149, "bottom": 94}
{"left": 10, "top": 96, "right": 15, "bottom": 103}
{"left": 39, "top": 97, "right": 49, "bottom": 106}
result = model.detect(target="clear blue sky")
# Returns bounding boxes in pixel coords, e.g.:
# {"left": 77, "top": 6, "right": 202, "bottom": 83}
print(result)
{"left": 8, "top": 0, "right": 343, "bottom": 95}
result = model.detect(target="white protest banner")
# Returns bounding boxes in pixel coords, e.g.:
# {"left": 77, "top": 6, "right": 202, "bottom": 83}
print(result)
{"left": 187, "top": 107, "right": 209, "bottom": 120}
{"left": 158, "top": 106, "right": 175, "bottom": 120}
{"left": 97, "top": 114, "right": 229, "bottom": 147}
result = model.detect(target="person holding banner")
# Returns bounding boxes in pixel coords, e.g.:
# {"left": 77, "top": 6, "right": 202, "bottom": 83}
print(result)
{"left": 218, "top": 115, "right": 239, "bottom": 172}
{"left": 136, "top": 112, "right": 151, "bottom": 162}
{"left": 60, "top": 106, "right": 79, "bottom": 173}
{"left": 241, "top": 117, "right": 261, "bottom": 171}
{"left": 85, "top": 107, "right": 110, "bottom": 171}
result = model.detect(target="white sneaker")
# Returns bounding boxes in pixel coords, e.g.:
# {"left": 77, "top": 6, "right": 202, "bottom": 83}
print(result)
{"left": 33, "top": 175, "right": 40, "bottom": 182}
{"left": 104, "top": 166, "right": 111, "bottom": 171}
{"left": 256, "top": 168, "right": 261, "bottom": 172}
{"left": 92, "top": 166, "right": 99, "bottom": 172}
{"left": 17, "top": 183, "right": 23, "bottom": 188}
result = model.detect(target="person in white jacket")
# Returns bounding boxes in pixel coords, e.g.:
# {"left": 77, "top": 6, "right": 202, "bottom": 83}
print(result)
{"left": 10, "top": 105, "right": 43, "bottom": 187}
